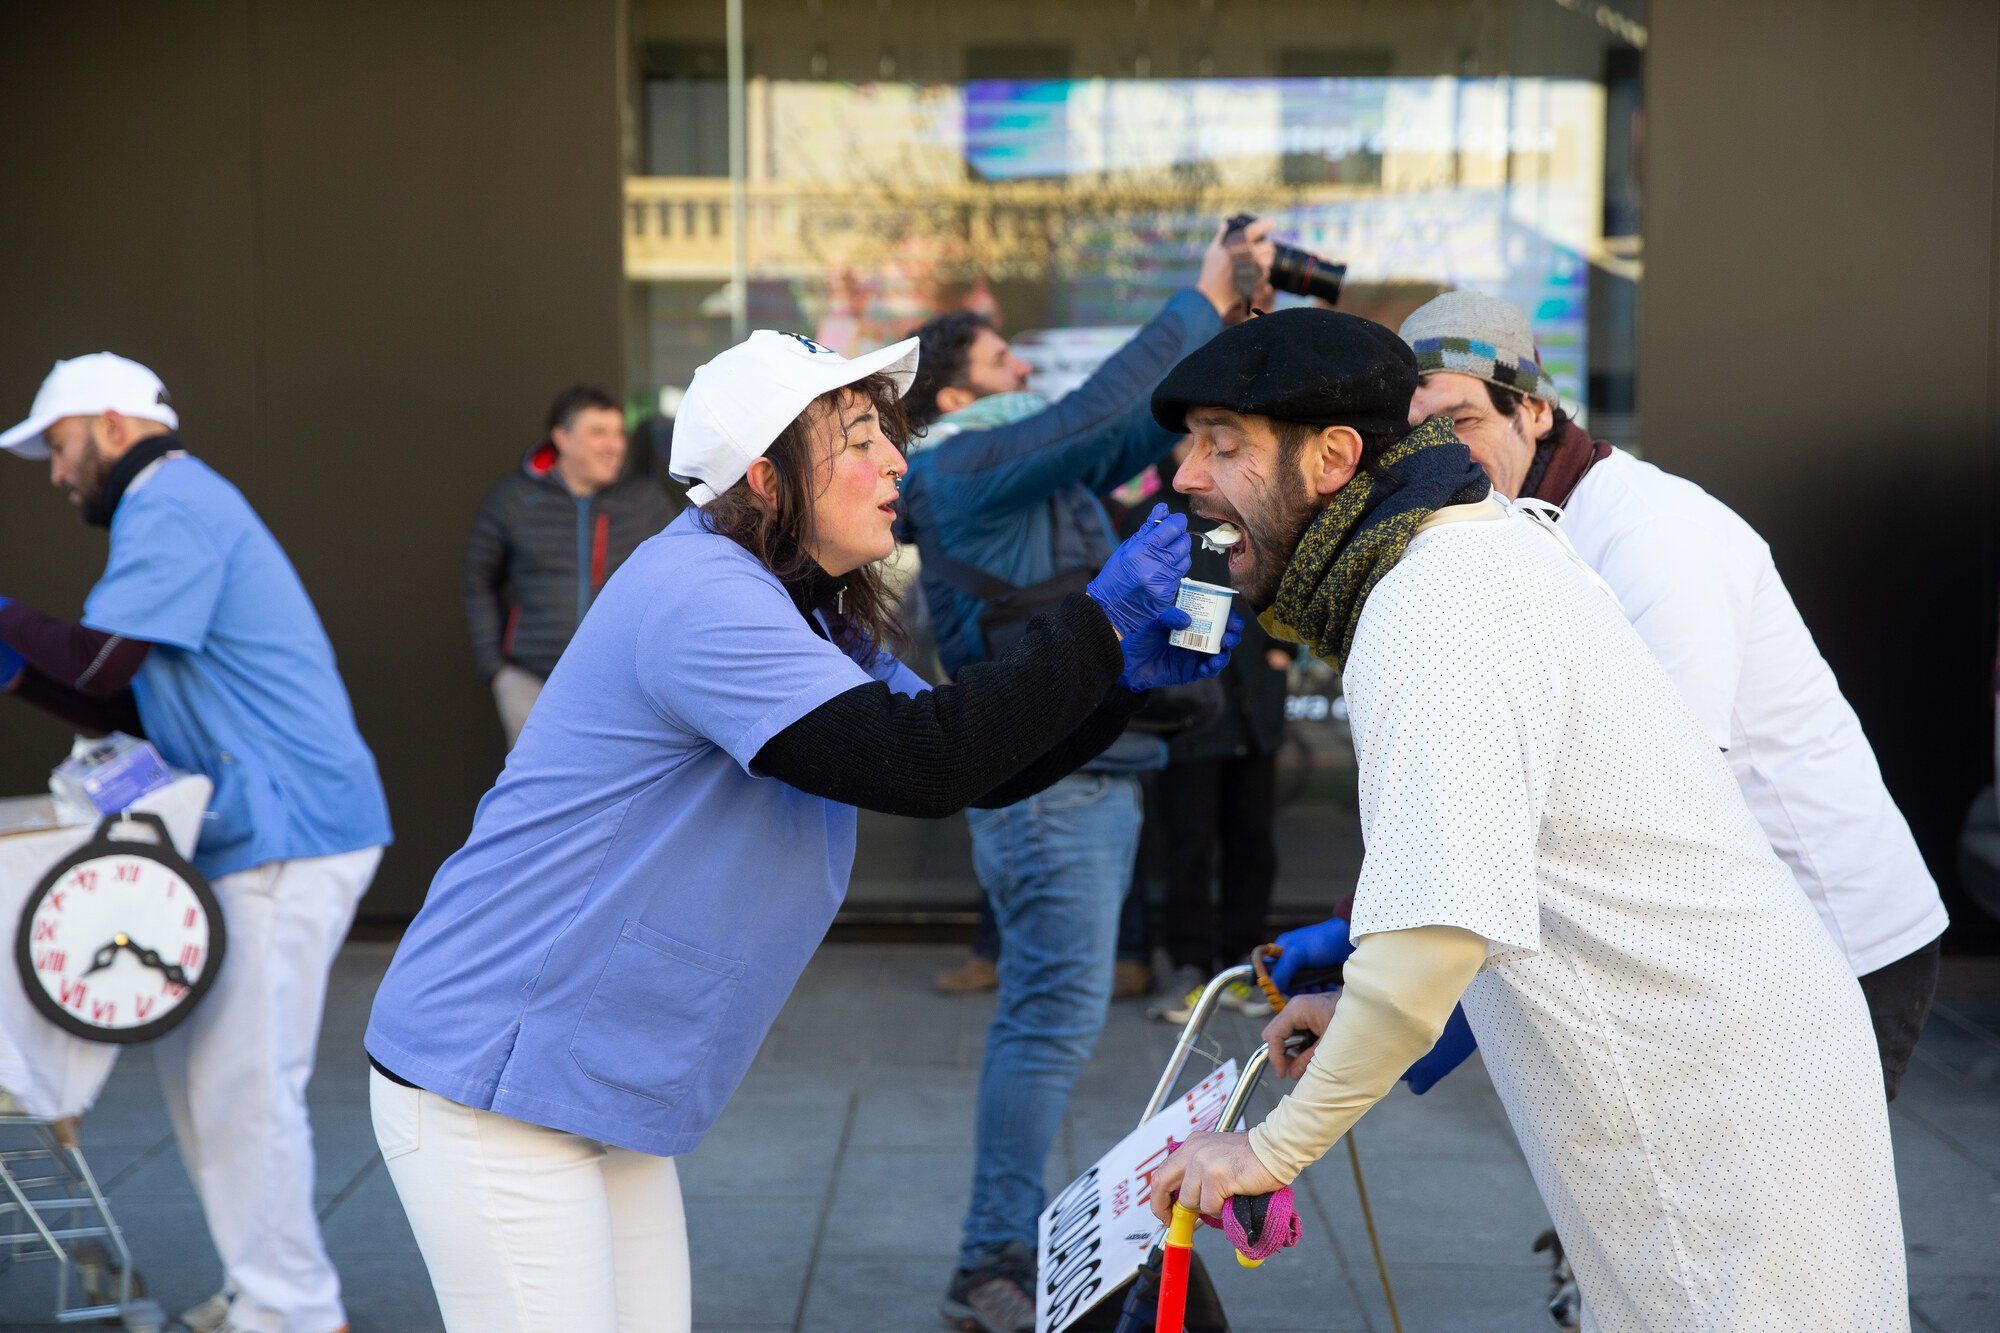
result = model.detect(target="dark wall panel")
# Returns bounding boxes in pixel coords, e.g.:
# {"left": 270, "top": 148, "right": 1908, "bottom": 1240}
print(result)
{"left": 1644, "top": 1, "right": 2000, "bottom": 938}
{"left": 0, "top": 0, "right": 625, "bottom": 918}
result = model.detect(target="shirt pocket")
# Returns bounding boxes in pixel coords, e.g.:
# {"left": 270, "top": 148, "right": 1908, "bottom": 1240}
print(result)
{"left": 567, "top": 919, "right": 746, "bottom": 1109}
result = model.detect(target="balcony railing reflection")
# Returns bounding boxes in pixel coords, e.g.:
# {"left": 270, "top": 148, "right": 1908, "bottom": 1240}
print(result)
{"left": 623, "top": 176, "right": 1376, "bottom": 281}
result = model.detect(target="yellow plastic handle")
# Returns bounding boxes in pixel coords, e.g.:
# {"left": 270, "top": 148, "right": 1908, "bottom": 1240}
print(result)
{"left": 1166, "top": 1202, "right": 1201, "bottom": 1248}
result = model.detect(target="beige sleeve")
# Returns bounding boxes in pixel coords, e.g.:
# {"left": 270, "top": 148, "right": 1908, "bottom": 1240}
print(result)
{"left": 1246, "top": 924, "right": 1487, "bottom": 1184}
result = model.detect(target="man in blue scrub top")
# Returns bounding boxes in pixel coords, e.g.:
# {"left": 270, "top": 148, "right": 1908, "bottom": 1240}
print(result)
{"left": 0, "top": 353, "right": 392, "bottom": 1333}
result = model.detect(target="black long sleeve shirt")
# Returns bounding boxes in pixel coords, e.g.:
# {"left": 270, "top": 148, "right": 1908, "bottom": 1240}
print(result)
{"left": 752, "top": 593, "right": 1140, "bottom": 818}
{"left": 0, "top": 600, "right": 148, "bottom": 735}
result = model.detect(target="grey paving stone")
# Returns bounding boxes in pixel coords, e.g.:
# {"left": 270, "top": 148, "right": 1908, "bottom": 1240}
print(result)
{"left": 318, "top": 1167, "right": 421, "bottom": 1259}
{"left": 819, "top": 1145, "right": 972, "bottom": 1259}
{"left": 1889, "top": 1114, "right": 2000, "bottom": 1278}
{"left": 846, "top": 1070, "right": 982, "bottom": 1152}
{"left": 795, "top": 1254, "right": 958, "bottom": 1332}
{"left": 1194, "top": 1241, "right": 1379, "bottom": 1333}
{"left": 1894, "top": 1092, "right": 2000, "bottom": 1177}
{"left": 681, "top": 1140, "right": 842, "bottom": 1205}
{"left": 1375, "top": 1261, "right": 1563, "bottom": 1332}
{"left": 333, "top": 1250, "right": 446, "bottom": 1333}
{"left": 1301, "top": 1141, "right": 1552, "bottom": 1270}
{"left": 1912, "top": 1270, "right": 1999, "bottom": 1333}
{"left": 687, "top": 1196, "right": 818, "bottom": 1328}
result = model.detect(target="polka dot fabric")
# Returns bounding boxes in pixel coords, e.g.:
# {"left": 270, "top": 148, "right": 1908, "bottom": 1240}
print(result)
{"left": 1344, "top": 513, "right": 1908, "bottom": 1331}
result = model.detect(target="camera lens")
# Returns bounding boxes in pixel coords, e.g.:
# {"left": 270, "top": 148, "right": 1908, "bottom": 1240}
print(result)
{"left": 1223, "top": 214, "right": 1345, "bottom": 306}
{"left": 1268, "top": 243, "right": 1345, "bottom": 305}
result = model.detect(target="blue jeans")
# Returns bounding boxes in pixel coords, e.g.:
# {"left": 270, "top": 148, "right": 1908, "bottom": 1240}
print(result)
{"left": 958, "top": 772, "right": 1143, "bottom": 1267}
{"left": 971, "top": 869, "right": 1151, "bottom": 965}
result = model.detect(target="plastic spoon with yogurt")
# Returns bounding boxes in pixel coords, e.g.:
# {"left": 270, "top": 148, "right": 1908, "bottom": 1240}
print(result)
{"left": 1198, "top": 522, "right": 1243, "bottom": 555}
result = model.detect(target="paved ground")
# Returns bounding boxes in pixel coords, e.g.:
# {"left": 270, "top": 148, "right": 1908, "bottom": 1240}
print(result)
{"left": 3, "top": 944, "right": 1996, "bottom": 1331}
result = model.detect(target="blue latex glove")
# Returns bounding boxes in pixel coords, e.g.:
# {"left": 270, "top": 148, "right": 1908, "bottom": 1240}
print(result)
{"left": 0, "top": 596, "right": 18, "bottom": 690}
{"left": 1119, "top": 608, "right": 1243, "bottom": 692}
{"left": 1402, "top": 1004, "right": 1477, "bottom": 1094}
{"left": 1267, "top": 916, "right": 1354, "bottom": 995}
{"left": 1086, "top": 504, "right": 1190, "bottom": 641}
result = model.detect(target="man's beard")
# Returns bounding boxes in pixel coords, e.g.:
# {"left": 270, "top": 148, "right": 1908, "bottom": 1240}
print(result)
{"left": 1209, "top": 471, "right": 1322, "bottom": 612}
{"left": 64, "top": 439, "right": 109, "bottom": 519}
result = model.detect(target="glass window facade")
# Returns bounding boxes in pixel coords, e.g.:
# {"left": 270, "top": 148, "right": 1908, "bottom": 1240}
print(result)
{"left": 626, "top": 0, "right": 1643, "bottom": 442}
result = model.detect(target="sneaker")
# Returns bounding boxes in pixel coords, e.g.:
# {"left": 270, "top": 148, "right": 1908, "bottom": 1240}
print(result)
{"left": 172, "top": 1293, "right": 346, "bottom": 1333}
{"left": 1147, "top": 964, "right": 1209, "bottom": 1024}
{"left": 173, "top": 1292, "right": 231, "bottom": 1333}
{"left": 1111, "top": 959, "right": 1154, "bottom": 999}
{"left": 941, "top": 1240, "right": 1036, "bottom": 1332}
{"left": 1217, "top": 978, "right": 1274, "bottom": 1018}
{"left": 935, "top": 954, "right": 999, "bottom": 994}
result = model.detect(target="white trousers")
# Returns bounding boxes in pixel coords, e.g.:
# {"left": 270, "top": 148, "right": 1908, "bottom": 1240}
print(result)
{"left": 491, "top": 664, "right": 545, "bottom": 750}
{"left": 155, "top": 845, "right": 382, "bottom": 1333}
{"left": 370, "top": 1071, "right": 692, "bottom": 1333}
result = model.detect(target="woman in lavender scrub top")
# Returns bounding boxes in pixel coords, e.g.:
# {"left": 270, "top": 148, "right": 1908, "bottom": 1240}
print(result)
{"left": 364, "top": 330, "right": 1242, "bottom": 1332}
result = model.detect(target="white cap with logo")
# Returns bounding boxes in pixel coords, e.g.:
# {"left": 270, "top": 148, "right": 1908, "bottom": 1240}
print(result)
{"left": 671, "top": 330, "right": 920, "bottom": 504}
{"left": 1, "top": 353, "right": 179, "bottom": 460}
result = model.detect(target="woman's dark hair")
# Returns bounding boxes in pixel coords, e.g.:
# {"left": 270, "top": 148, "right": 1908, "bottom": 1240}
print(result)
{"left": 545, "top": 384, "right": 621, "bottom": 435}
{"left": 700, "top": 371, "right": 912, "bottom": 658}
{"left": 905, "top": 312, "right": 996, "bottom": 429}
{"left": 1482, "top": 380, "right": 1571, "bottom": 442}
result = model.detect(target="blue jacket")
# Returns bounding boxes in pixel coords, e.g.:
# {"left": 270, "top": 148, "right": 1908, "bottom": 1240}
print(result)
{"left": 900, "top": 289, "right": 1221, "bottom": 667}
{"left": 898, "top": 289, "right": 1222, "bottom": 772}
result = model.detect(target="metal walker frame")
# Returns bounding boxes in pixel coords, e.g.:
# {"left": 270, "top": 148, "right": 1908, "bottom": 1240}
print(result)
{"left": 0, "top": 1094, "right": 165, "bottom": 1331}
{"left": 1136, "top": 964, "right": 1403, "bottom": 1333}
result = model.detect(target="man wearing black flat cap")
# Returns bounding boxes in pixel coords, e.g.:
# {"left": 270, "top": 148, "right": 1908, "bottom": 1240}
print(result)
{"left": 1144, "top": 308, "right": 1909, "bottom": 1329}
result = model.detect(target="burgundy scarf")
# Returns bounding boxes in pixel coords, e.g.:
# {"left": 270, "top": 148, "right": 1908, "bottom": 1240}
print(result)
{"left": 1521, "top": 418, "right": 1612, "bottom": 507}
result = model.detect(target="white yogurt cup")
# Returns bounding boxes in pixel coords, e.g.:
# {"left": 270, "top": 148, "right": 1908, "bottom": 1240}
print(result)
{"left": 1168, "top": 578, "right": 1235, "bottom": 654}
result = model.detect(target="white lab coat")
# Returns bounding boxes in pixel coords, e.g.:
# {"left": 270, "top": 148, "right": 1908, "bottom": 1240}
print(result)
{"left": 1558, "top": 449, "right": 1946, "bottom": 975}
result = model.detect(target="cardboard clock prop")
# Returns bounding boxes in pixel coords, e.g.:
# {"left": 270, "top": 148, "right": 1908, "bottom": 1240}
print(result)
{"left": 16, "top": 813, "right": 225, "bottom": 1044}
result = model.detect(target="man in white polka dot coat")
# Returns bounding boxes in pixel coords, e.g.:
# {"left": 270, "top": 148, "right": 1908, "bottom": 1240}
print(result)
{"left": 1145, "top": 309, "right": 1908, "bottom": 1332}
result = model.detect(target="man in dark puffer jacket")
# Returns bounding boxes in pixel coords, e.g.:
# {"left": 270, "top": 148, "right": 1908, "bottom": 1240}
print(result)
{"left": 463, "top": 385, "right": 673, "bottom": 747}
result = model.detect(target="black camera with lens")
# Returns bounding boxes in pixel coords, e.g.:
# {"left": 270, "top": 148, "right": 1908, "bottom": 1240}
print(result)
{"left": 1225, "top": 213, "right": 1346, "bottom": 306}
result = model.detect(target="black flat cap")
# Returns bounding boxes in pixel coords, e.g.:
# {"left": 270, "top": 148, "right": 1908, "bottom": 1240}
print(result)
{"left": 1151, "top": 307, "right": 1419, "bottom": 436}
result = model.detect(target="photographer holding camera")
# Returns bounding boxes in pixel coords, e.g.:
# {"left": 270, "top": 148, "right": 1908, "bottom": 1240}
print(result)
{"left": 899, "top": 220, "right": 1278, "bottom": 1333}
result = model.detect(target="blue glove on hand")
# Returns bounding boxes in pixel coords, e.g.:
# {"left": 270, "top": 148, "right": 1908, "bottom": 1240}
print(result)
{"left": 1267, "top": 916, "right": 1354, "bottom": 995}
{"left": 1086, "top": 504, "right": 1190, "bottom": 641}
{"left": 1401, "top": 1004, "right": 1477, "bottom": 1094}
{"left": 0, "top": 597, "right": 19, "bottom": 690}
{"left": 1118, "top": 608, "right": 1243, "bottom": 692}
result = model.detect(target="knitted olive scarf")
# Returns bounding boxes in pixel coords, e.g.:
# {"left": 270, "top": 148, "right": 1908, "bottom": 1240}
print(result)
{"left": 1262, "top": 415, "right": 1491, "bottom": 669}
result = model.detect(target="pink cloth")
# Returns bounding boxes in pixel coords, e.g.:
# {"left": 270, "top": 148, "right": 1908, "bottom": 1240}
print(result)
{"left": 1163, "top": 1137, "right": 1305, "bottom": 1262}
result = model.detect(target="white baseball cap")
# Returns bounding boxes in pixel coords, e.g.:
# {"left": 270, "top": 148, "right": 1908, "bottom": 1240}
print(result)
{"left": 671, "top": 330, "right": 920, "bottom": 504}
{"left": 1, "top": 353, "right": 179, "bottom": 460}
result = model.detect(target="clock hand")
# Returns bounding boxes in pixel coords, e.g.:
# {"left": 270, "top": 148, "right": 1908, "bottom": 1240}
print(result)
{"left": 83, "top": 941, "right": 120, "bottom": 975}
{"left": 132, "top": 944, "right": 193, "bottom": 989}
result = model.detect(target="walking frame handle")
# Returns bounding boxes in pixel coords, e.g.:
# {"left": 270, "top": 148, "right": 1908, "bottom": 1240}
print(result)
{"left": 1139, "top": 963, "right": 1254, "bottom": 1126}
{"left": 1143, "top": 960, "right": 1403, "bottom": 1333}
